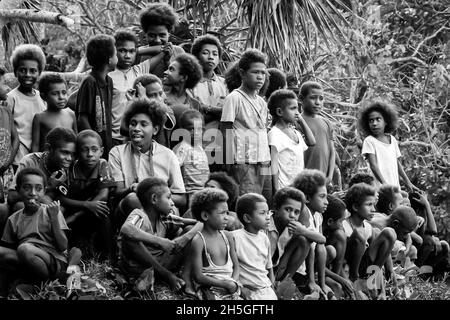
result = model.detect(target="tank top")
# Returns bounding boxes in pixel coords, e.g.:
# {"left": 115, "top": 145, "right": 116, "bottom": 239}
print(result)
{"left": 197, "top": 231, "right": 233, "bottom": 282}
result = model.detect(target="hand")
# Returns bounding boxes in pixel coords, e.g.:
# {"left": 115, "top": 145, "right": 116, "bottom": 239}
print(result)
{"left": 135, "top": 82, "right": 147, "bottom": 99}
{"left": 84, "top": 200, "right": 109, "bottom": 219}
{"left": 158, "top": 238, "right": 176, "bottom": 253}
{"left": 240, "top": 286, "right": 252, "bottom": 300}
{"left": 413, "top": 191, "right": 429, "bottom": 207}
{"left": 167, "top": 273, "right": 185, "bottom": 291}
{"left": 432, "top": 236, "right": 442, "bottom": 253}
{"left": 224, "top": 280, "right": 239, "bottom": 294}
{"left": 339, "top": 278, "right": 356, "bottom": 299}
{"left": 407, "top": 182, "right": 420, "bottom": 193}
{"left": 173, "top": 236, "right": 189, "bottom": 253}
{"left": 48, "top": 170, "right": 67, "bottom": 189}
{"left": 46, "top": 200, "right": 61, "bottom": 219}
{"left": 287, "top": 220, "right": 306, "bottom": 236}
{"left": 129, "top": 183, "right": 138, "bottom": 193}
{"left": 308, "top": 282, "right": 325, "bottom": 298}
{"left": 161, "top": 42, "right": 174, "bottom": 58}
{"left": 321, "top": 284, "right": 335, "bottom": 300}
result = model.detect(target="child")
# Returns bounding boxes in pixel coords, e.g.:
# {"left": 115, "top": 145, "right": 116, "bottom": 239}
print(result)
{"left": 137, "top": 2, "right": 185, "bottom": 78}
{"left": 189, "top": 188, "right": 240, "bottom": 300}
{"left": 264, "top": 68, "right": 287, "bottom": 100}
{"left": 58, "top": 130, "right": 115, "bottom": 259}
{"left": 118, "top": 177, "right": 202, "bottom": 291}
{"left": 232, "top": 193, "right": 277, "bottom": 300}
{"left": 76, "top": 34, "right": 118, "bottom": 157}
{"left": 268, "top": 89, "right": 315, "bottom": 191}
{"left": 358, "top": 100, "right": 418, "bottom": 191}
{"left": 6, "top": 44, "right": 46, "bottom": 165}
{"left": 173, "top": 110, "right": 210, "bottom": 207}
{"left": 300, "top": 81, "right": 336, "bottom": 186}
{"left": 0, "top": 168, "right": 69, "bottom": 285}
{"left": 31, "top": 74, "right": 77, "bottom": 152}
{"left": 376, "top": 185, "right": 405, "bottom": 216}
{"left": 220, "top": 49, "right": 272, "bottom": 201}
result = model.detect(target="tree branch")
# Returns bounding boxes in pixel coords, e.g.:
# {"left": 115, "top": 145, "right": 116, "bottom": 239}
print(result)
{"left": 0, "top": 9, "right": 74, "bottom": 27}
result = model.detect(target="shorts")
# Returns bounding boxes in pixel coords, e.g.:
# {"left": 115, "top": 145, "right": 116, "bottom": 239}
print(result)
{"left": 48, "top": 253, "right": 68, "bottom": 278}
{"left": 246, "top": 286, "right": 277, "bottom": 300}
{"left": 229, "top": 163, "right": 272, "bottom": 204}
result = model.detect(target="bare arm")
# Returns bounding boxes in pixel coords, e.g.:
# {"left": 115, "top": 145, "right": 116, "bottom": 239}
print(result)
{"left": 1, "top": 116, "right": 19, "bottom": 173}
{"left": 288, "top": 221, "right": 326, "bottom": 244}
{"left": 297, "top": 116, "right": 316, "bottom": 146}
{"left": 397, "top": 159, "right": 417, "bottom": 191}
{"left": 226, "top": 231, "right": 240, "bottom": 281}
{"left": 47, "top": 202, "right": 68, "bottom": 252}
{"left": 270, "top": 146, "right": 279, "bottom": 192}
{"left": 366, "top": 154, "right": 386, "bottom": 184}
{"left": 77, "top": 113, "right": 91, "bottom": 131}
{"left": 172, "top": 194, "right": 186, "bottom": 211}
{"left": 71, "top": 111, "right": 78, "bottom": 134}
{"left": 112, "top": 181, "right": 135, "bottom": 201}
{"left": 31, "top": 114, "right": 41, "bottom": 153}
{"left": 327, "top": 142, "right": 336, "bottom": 183}
{"left": 120, "top": 222, "right": 172, "bottom": 250}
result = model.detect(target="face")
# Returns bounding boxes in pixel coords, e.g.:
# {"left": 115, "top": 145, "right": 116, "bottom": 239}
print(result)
{"left": 198, "top": 44, "right": 219, "bottom": 72}
{"left": 280, "top": 98, "right": 300, "bottom": 124}
{"left": 129, "top": 113, "right": 158, "bottom": 147}
{"left": 276, "top": 198, "right": 303, "bottom": 228}
{"left": 205, "top": 179, "right": 222, "bottom": 189}
{"left": 146, "top": 25, "right": 169, "bottom": 46}
{"left": 302, "top": 88, "right": 324, "bottom": 115}
{"left": 246, "top": 201, "right": 270, "bottom": 231}
{"left": 153, "top": 187, "right": 175, "bottom": 216}
{"left": 18, "top": 174, "right": 45, "bottom": 211}
{"left": 144, "top": 82, "right": 166, "bottom": 103}
{"left": 163, "top": 61, "right": 185, "bottom": 86}
{"left": 184, "top": 116, "right": 203, "bottom": 145}
{"left": 16, "top": 60, "right": 40, "bottom": 89}
{"left": 241, "top": 62, "right": 266, "bottom": 91}
{"left": 108, "top": 47, "right": 118, "bottom": 71}
{"left": 49, "top": 142, "right": 76, "bottom": 169}
{"left": 307, "top": 185, "right": 328, "bottom": 214}
{"left": 390, "top": 192, "right": 404, "bottom": 212}
{"left": 368, "top": 111, "right": 386, "bottom": 136}
{"left": 327, "top": 210, "right": 346, "bottom": 231}
{"left": 45, "top": 82, "right": 68, "bottom": 110}
{"left": 354, "top": 195, "right": 377, "bottom": 221}
{"left": 78, "top": 136, "right": 103, "bottom": 170}
{"left": 204, "top": 201, "right": 229, "bottom": 230}
{"left": 116, "top": 41, "right": 137, "bottom": 69}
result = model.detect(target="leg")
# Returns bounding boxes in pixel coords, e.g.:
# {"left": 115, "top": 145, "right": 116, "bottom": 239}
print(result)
{"left": 113, "top": 193, "right": 142, "bottom": 231}
{"left": 327, "top": 229, "right": 347, "bottom": 276}
{"left": 326, "top": 245, "right": 336, "bottom": 266}
{"left": 346, "top": 232, "right": 366, "bottom": 281}
{"left": 315, "top": 244, "right": 333, "bottom": 298}
{"left": 367, "top": 227, "right": 396, "bottom": 268}
{"left": 276, "top": 235, "right": 310, "bottom": 281}
{"left": 416, "top": 234, "right": 434, "bottom": 267}
{"left": 0, "top": 246, "right": 19, "bottom": 296}
{"left": 16, "top": 243, "right": 52, "bottom": 280}
{"left": 0, "top": 203, "right": 9, "bottom": 236}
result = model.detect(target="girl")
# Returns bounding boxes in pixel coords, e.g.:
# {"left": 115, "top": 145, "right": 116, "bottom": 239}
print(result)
{"left": 358, "top": 100, "right": 419, "bottom": 191}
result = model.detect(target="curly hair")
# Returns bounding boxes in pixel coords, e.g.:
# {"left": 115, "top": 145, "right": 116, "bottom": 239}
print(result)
{"left": 273, "top": 187, "right": 306, "bottom": 210}
{"left": 174, "top": 53, "right": 203, "bottom": 89}
{"left": 10, "top": 44, "right": 46, "bottom": 73}
{"left": 349, "top": 172, "right": 375, "bottom": 188}
{"left": 122, "top": 98, "right": 168, "bottom": 130}
{"left": 76, "top": 129, "right": 103, "bottom": 150}
{"left": 45, "top": 127, "right": 77, "bottom": 150}
{"left": 376, "top": 184, "right": 401, "bottom": 214}
{"left": 114, "top": 29, "right": 138, "bottom": 47}
{"left": 265, "top": 68, "right": 287, "bottom": 99}
{"left": 299, "top": 81, "right": 322, "bottom": 100}
{"left": 206, "top": 172, "right": 239, "bottom": 209}
{"left": 38, "top": 73, "right": 66, "bottom": 97}
{"left": 358, "top": 100, "right": 399, "bottom": 136}
{"left": 16, "top": 167, "right": 47, "bottom": 189}
{"left": 136, "top": 177, "right": 168, "bottom": 209}
{"left": 191, "top": 34, "right": 223, "bottom": 59}
{"left": 133, "top": 74, "right": 162, "bottom": 89}
{"left": 224, "top": 61, "right": 241, "bottom": 92}
{"left": 345, "top": 183, "right": 377, "bottom": 214}
{"left": 323, "top": 195, "right": 346, "bottom": 222}
{"left": 86, "top": 34, "right": 116, "bottom": 70}
{"left": 235, "top": 193, "right": 267, "bottom": 225}
{"left": 190, "top": 188, "right": 229, "bottom": 222}
{"left": 267, "top": 89, "right": 298, "bottom": 125}
{"left": 179, "top": 109, "right": 203, "bottom": 130}
{"left": 291, "top": 169, "right": 326, "bottom": 198}
{"left": 139, "top": 3, "right": 178, "bottom": 33}
{"left": 238, "top": 49, "right": 266, "bottom": 72}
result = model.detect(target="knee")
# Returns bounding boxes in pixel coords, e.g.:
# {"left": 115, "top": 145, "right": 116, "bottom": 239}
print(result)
{"left": 441, "top": 240, "right": 449, "bottom": 254}
{"left": 409, "top": 245, "right": 418, "bottom": 259}
{"left": 293, "top": 235, "right": 310, "bottom": 249}
{"left": 119, "top": 193, "right": 142, "bottom": 215}
{"left": 380, "top": 227, "right": 397, "bottom": 244}
{"left": 16, "top": 243, "right": 34, "bottom": 261}
{"left": 326, "top": 245, "right": 337, "bottom": 262}
{"left": 421, "top": 235, "right": 435, "bottom": 250}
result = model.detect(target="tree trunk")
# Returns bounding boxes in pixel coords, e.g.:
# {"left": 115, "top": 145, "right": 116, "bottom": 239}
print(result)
{"left": 0, "top": 9, "right": 74, "bottom": 27}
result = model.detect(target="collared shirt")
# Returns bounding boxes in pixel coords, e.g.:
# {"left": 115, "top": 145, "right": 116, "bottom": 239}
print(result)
{"left": 191, "top": 73, "right": 228, "bottom": 109}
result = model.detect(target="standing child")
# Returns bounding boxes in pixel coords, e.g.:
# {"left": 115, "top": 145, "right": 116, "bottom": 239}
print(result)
{"left": 32, "top": 74, "right": 77, "bottom": 152}
{"left": 190, "top": 188, "right": 241, "bottom": 300}
{"left": 7, "top": 44, "right": 46, "bottom": 165}
{"left": 300, "top": 81, "right": 336, "bottom": 186}
{"left": 76, "top": 34, "right": 118, "bottom": 157}
{"left": 358, "top": 100, "right": 418, "bottom": 191}
{"left": 232, "top": 193, "right": 277, "bottom": 300}
{"left": 267, "top": 89, "right": 315, "bottom": 191}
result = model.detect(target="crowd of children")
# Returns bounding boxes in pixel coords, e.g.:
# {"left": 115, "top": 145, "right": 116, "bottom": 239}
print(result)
{"left": 0, "top": 2, "right": 448, "bottom": 300}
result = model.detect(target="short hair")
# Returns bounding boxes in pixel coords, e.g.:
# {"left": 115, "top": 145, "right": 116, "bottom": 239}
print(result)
{"left": 190, "top": 188, "right": 229, "bottom": 221}
{"left": 122, "top": 98, "right": 168, "bottom": 130}
{"left": 238, "top": 49, "right": 266, "bottom": 72}
{"left": 265, "top": 68, "right": 287, "bottom": 99}
{"left": 114, "top": 29, "right": 138, "bottom": 47}
{"left": 139, "top": 3, "right": 178, "bottom": 33}
{"left": 376, "top": 184, "right": 401, "bottom": 214}
{"left": 236, "top": 193, "right": 267, "bottom": 225}
{"left": 16, "top": 167, "right": 47, "bottom": 189}
{"left": 174, "top": 53, "right": 203, "bottom": 89}
{"left": 206, "top": 172, "right": 239, "bottom": 209}
{"left": 224, "top": 61, "right": 241, "bottom": 92}
{"left": 391, "top": 206, "right": 418, "bottom": 232}
{"left": 45, "top": 127, "right": 76, "bottom": 150}
{"left": 179, "top": 109, "right": 203, "bottom": 130}
{"left": 86, "top": 34, "right": 116, "bottom": 70}
{"left": 136, "top": 177, "right": 168, "bottom": 209}
{"left": 38, "top": 73, "right": 66, "bottom": 97}
{"left": 345, "top": 183, "right": 377, "bottom": 214}
{"left": 349, "top": 172, "right": 375, "bottom": 188}
{"left": 191, "top": 34, "right": 223, "bottom": 59}
{"left": 323, "top": 195, "right": 346, "bottom": 222}
{"left": 299, "top": 81, "right": 323, "bottom": 99}
{"left": 76, "top": 129, "right": 102, "bottom": 150}
{"left": 10, "top": 44, "right": 46, "bottom": 74}
{"left": 133, "top": 74, "right": 162, "bottom": 90}
{"left": 267, "top": 89, "right": 298, "bottom": 124}
{"left": 291, "top": 169, "right": 327, "bottom": 198}
{"left": 273, "top": 187, "right": 306, "bottom": 210}
{"left": 358, "top": 100, "right": 399, "bottom": 136}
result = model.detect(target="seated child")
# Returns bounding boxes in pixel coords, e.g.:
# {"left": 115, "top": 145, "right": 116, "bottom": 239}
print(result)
{"left": 189, "top": 188, "right": 241, "bottom": 300}
{"left": 118, "top": 177, "right": 202, "bottom": 291}
{"left": 232, "top": 193, "right": 276, "bottom": 300}
{"left": 31, "top": 74, "right": 77, "bottom": 152}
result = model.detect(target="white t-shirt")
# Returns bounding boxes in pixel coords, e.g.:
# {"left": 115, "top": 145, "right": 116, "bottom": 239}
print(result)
{"left": 232, "top": 229, "right": 273, "bottom": 289}
{"left": 268, "top": 125, "right": 308, "bottom": 189}
{"left": 6, "top": 87, "right": 46, "bottom": 164}
{"left": 361, "top": 134, "right": 401, "bottom": 187}
{"left": 342, "top": 218, "right": 373, "bottom": 249}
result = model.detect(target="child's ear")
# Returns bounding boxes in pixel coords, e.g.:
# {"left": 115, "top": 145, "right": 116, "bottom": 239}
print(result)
{"left": 153, "top": 125, "right": 160, "bottom": 136}
{"left": 200, "top": 211, "right": 208, "bottom": 221}
{"left": 275, "top": 107, "right": 283, "bottom": 117}
{"left": 242, "top": 213, "right": 252, "bottom": 224}
{"left": 99, "top": 146, "right": 104, "bottom": 157}
{"left": 150, "top": 193, "right": 158, "bottom": 205}
{"left": 327, "top": 218, "right": 333, "bottom": 227}
{"left": 352, "top": 203, "right": 359, "bottom": 213}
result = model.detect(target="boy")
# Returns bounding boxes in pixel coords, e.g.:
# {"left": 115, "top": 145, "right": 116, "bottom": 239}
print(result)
{"left": 220, "top": 49, "right": 272, "bottom": 201}
{"left": 300, "top": 81, "right": 336, "bottom": 186}
{"left": 137, "top": 2, "right": 185, "bottom": 79}
{"left": 7, "top": 44, "right": 46, "bottom": 165}
{"left": 31, "top": 74, "right": 77, "bottom": 152}
{"left": 376, "top": 184, "right": 404, "bottom": 216}
{"left": 58, "top": 130, "right": 115, "bottom": 259}
{"left": 76, "top": 34, "right": 118, "bottom": 157}
{"left": 232, "top": 193, "right": 277, "bottom": 300}
{"left": 118, "top": 177, "right": 202, "bottom": 291}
